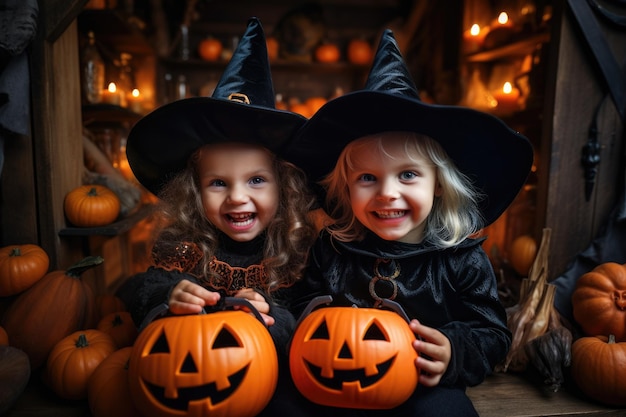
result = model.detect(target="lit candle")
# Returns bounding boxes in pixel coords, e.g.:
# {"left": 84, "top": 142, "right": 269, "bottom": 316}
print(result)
{"left": 493, "top": 81, "right": 520, "bottom": 113}
{"left": 493, "top": 11, "right": 514, "bottom": 29}
{"left": 102, "top": 82, "right": 121, "bottom": 106}
{"left": 463, "top": 24, "right": 489, "bottom": 53}
{"left": 127, "top": 88, "right": 144, "bottom": 114}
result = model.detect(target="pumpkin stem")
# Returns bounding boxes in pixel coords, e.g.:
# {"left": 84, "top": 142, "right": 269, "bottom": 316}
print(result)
{"left": 112, "top": 314, "right": 123, "bottom": 326}
{"left": 87, "top": 187, "right": 99, "bottom": 196}
{"left": 65, "top": 256, "right": 104, "bottom": 278}
{"left": 9, "top": 247, "right": 22, "bottom": 257}
{"left": 75, "top": 333, "right": 89, "bottom": 348}
{"left": 609, "top": 334, "right": 616, "bottom": 344}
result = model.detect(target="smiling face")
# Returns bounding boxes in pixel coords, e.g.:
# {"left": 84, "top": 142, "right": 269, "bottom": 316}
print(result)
{"left": 197, "top": 143, "right": 279, "bottom": 242}
{"left": 128, "top": 312, "right": 278, "bottom": 417}
{"left": 346, "top": 133, "right": 442, "bottom": 243}
{"left": 289, "top": 306, "right": 419, "bottom": 409}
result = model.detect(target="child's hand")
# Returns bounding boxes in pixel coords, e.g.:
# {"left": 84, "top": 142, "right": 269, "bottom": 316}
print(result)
{"left": 233, "top": 288, "right": 276, "bottom": 327}
{"left": 409, "top": 319, "right": 452, "bottom": 387}
{"left": 169, "top": 280, "right": 220, "bottom": 315}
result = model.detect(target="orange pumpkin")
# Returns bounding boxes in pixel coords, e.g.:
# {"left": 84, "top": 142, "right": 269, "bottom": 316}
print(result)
{"left": 46, "top": 329, "right": 117, "bottom": 400}
{"left": 87, "top": 346, "right": 140, "bottom": 417}
{"left": 571, "top": 334, "right": 626, "bottom": 406}
{"left": 289, "top": 100, "right": 314, "bottom": 118}
{"left": 1, "top": 256, "right": 101, "bottom": 369}
{"left": 572, "top": 262, "right": 626, "bottom": 341}
{"left": 0, "top": 243, "right": 49, "bottom": 296}
{"left": 347, "top": 38, "right": 373, "bottom": 65}
{"left": 128, "top": 308, "right": 278, "bottom": 417}
{"left": 289, "top": 301, "right": 419, "bottom": 409}
{"left": 198, "top": 37, "right": 223, "bottom": 61}
{"left": 305, "top": 96, "right": 327, "bottom": 115}
{"left": 315, "top": 42, "right": 340, "bottom": 63}
{"left": 64, "top": 184, "right": 120, "bottom": 227}
{"left": 509, "top": 235, "right": 537, "bottom": 276}
{"left": 97, "top": 312, "right": 138, "bottom": 348}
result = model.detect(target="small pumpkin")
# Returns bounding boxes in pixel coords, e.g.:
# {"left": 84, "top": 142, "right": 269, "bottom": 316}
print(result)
{"left": 315, "top": 42, "right": 341, "bottom": 63}
{"left": 572, "top": 262, "right": 626, "bottom": 341}
{"left": 509, "top": 235, "right": 537, "bottom": 276}
{"left": 305, "top": 96, "right": 327, "bottom": 115}
{"left": 88, "top": 346, "right": 139, "bottom": 417}
{"left": 571, "top": 334, "right": 626, "bottom": 406}
{"left": 128, "top": 306, "right": 278, "bottom": 417}
{"left": 0, "top": 243, "right": 49, "bottom": 296}
{"left": 2, "top": 256, "right": 102, "bottom": 369}
{"left": 97, "top": 311, "right": 138, "bottom": 348}
{"left": 289, "top": 300, "right": 419, "bottom": 409}
{"left": 198, "top": 36, "right": 223, "bottom": 61}
{"left": 64, "top": 184, "right": 120, "bottom": 227}
{"left": 0, "top": 345, "right": 30, "bottom": 415}
{"left": 46, "top": 329, "right": 117, "bottom": 400}
{"left": 289, "top": 100, "right": 314, "bottom": 118}
{"left": 347, "top": 38, "right": 373, "bottom": 65}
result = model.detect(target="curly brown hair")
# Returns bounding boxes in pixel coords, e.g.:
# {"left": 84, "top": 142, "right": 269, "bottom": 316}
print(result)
{"left": 149, "top": 144, "right": 317, "bottom": 292}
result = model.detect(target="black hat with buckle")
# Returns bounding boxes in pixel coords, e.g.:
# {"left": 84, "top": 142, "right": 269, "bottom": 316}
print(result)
{"left": 285, "top": 29, "right": 534, "bottom": 226}
{"left": 126, "top": 17, "right": 307, "bottom": 196}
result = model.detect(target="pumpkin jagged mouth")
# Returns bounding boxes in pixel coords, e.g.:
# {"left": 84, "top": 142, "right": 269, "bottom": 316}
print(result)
{"left": 303, "top": 356, "right": 395, "bottom": 390}
{"left": 143, "top": 363, "right": 249, "bottom": 410}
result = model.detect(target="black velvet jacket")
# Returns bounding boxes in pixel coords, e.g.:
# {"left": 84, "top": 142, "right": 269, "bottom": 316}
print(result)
{"left": 288, "top": 230, "right": 511, "bottom": 388}
{"left": 121, "top": 234, "right": 296, "bottom": 355}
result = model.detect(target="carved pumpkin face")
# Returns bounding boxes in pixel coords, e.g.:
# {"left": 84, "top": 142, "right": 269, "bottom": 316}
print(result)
{"left": 289, "top": 306, "right": 419, "bottom": 409}
{"left": 128, "top": 311, "right": 277, "bottom": 417}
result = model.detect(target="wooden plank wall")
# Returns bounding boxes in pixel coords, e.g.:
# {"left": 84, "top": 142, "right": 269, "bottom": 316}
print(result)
{"left": 537, "top": 0, "right": 625, "bottom": 279}
{"left": 24, "top": 0, "right": 87, "bottom": 269}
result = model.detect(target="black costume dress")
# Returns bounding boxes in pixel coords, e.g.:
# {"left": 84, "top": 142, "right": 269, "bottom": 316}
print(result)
{"left": 120, "top": 233, "right": 302, "bottom": 417}
{"left": 124, "top": 233, "right": 295, "bottom": 351}
{"left": 287, "top": 230, "right": 511, "bottom": 416}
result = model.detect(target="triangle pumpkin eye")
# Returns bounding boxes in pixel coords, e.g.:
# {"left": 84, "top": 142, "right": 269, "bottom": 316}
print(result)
{"left": 149, "top": 330, "right": 170, "bottom": 354}
{"left": 212, "top": 326, "right": 242, "bottom": 349}
{"left": 363, "top": 321, "right": 388, "bottom": 341}
{"left": 180, "top": 352, "right": 198, "bottom": 373}
{"left": 309, "top": 319, "right": 330, "bottom": 340}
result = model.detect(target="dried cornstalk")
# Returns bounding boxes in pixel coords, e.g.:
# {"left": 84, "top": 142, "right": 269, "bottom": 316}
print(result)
{"left": 498, "top": 227, "right": 573, "bottom": 391}
{"left": 500, "top": 228, "right": 551, "bottom": 371}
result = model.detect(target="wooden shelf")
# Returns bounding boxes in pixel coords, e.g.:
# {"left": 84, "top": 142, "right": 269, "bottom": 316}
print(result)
{"left": 81, "top": 103, "right": 143, "bottom": 126}
{"left": 465, "top": 31, "right": 550, "bottom": 63}
{"left": 58, "top": 204, "right": 153, "bottom": 237}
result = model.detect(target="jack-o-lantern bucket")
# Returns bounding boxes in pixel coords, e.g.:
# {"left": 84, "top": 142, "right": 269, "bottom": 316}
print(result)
{"left": 128, "top": 298, "right": 278, "bottom": 417}
{"left": 289, "top": 296, "right": 419, "bottom": 409}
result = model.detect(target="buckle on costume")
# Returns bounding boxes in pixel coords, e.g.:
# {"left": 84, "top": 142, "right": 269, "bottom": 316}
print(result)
{"left": 228, "top": 93, "right": 250, "bottom": 104}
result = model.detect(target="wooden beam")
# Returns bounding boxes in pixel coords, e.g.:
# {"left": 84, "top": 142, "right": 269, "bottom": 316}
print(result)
{"left": 43, "top": 0, "right": 89, "bottom": 42}
{"left": 29, "top": 2, "right": 86, "bottom": 268}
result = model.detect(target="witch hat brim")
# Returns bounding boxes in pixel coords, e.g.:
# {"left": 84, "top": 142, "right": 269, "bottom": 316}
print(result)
{"left": 126, "top": 17, "right": 306, "bottom": 196}
{"left": 286, "top": 29, "right": 533, "bottom": 226}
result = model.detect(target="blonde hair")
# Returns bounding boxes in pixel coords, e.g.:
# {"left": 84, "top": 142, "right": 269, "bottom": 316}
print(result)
{"left": 151, "top": 144, "right": 317, "bottom": 291}
{"left": 323, "top": 132, "right": 484, "bottom": 248}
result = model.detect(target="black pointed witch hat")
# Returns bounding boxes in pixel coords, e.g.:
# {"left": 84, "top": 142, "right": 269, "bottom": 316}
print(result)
{"left": 286, "top": 29, "right": 533, "bottom": 226}
{"left": 126, "top": 17, "right": 307, "bottom": 196}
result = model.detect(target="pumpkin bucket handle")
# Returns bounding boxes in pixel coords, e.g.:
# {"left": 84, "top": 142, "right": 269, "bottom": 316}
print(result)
{"left": 380, "top": 299, "right": 411, "bottom": 323}
{"left": 294, "top": 295, "right": 411, "bottom": 328}
{"left": 222, "top": 296, "right": 266, "bottom": 326}
{"left": 294, "top": 295, "right": 334, "bottom": 328}
{"left": 138, "top": 297, "right": 268, "bottom": 332}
